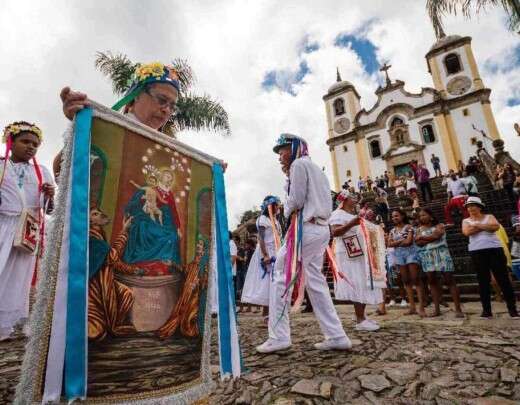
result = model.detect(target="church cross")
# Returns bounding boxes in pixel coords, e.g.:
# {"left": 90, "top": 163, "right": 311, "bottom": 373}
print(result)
{"left": 380, "top": 62, "right": 392, "bottom": 86}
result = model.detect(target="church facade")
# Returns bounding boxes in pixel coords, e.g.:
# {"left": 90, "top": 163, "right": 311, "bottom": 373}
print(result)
{"left": 324, "top": 34, "right": 502, "bottom": 191}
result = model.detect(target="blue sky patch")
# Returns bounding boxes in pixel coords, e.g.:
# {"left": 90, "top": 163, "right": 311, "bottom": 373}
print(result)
{"left": 262, "top": 61, "right": 310, "bottom": 96}
{"left": 507, "top": 97, "right": 520, "bottom": 107}
{"left": 299, "top": 35, "right": 320, "bottom": 55}
{"left": 484, "top": 45, "right": 520, "bottom": 74}
{"left": 334, "top": 32, "right": 379, "bottom": 75}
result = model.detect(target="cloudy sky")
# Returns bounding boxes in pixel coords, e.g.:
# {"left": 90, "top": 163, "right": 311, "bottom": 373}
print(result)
{"left": 1, "top": 0, "right": 519, "bottom": 227}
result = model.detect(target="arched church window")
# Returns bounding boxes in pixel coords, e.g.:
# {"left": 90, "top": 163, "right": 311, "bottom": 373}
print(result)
{"left": 333, "top": 98, "right": 345, "bottom": 116}
{"left": 390, "top": 117, "right": 403, "bottom": 128}
{"left": 369, "top": 139, "right": 382, "bottom": 158}
{"left": 444, "top": 53, "right": 462, "bottom": 75}
{"left": 421, "top": 124, "right": 436, "bottom": 144}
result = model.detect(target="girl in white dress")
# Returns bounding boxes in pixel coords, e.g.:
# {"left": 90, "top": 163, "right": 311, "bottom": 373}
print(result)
{"left": 0, "top": 122, "right": 54, "bottom": 340}
{"left": 241, "top": 196, "right": 281, "bottom": 319}
{"left": 330, "top": 191, "right": 383, "bottom": 332}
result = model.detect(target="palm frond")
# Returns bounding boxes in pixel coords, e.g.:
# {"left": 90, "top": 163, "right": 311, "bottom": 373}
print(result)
{"left": 95, "top": 51, "right": 137, "bottom": 95}
{"left": 171, "top": 58, "right": 195, "bottom": 93}
{"left": 171, "top": 94, "right": 231, "bottom": 135}
{"left": 427, "top": 0, "right": 520, "bottom": 36}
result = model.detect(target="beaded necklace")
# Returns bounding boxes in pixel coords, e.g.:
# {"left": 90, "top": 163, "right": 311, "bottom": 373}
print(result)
{"left": 11, "top": 160, "right": 29, "bottom": 189}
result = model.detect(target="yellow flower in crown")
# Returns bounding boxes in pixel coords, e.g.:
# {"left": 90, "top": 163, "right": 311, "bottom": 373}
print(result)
{"left": 135, "top": 62, "right": 167, "bottom": 81}
{"left": 2, "top": 121, "right": 43, "bottom": 143}
{"left": 112, "top": 61, "right": 181, "bottom": 111}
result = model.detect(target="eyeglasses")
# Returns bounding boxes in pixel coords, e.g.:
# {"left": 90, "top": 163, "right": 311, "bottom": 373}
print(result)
{"left": 145, "top": 89, "right": 178, "bottom": 113}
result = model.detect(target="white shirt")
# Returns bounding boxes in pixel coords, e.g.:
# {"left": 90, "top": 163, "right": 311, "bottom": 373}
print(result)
{"left": 463, "top": 215, "right": 502, "bottom": 251}
{"left": 447, "top": 178, "right": 467, "bottom": 197}
{"left": 0, "top": 159, "right": 53, "bottom": 215}
{"left": 229, "top": 239, "right": 238, "bottom": 276}
{"left": 461, "top": 176, "right": 478, "bottom": 194}
{"left": 329, "top": 209, "right": 364, "bottom": 254}
{"left": 284, "top": 156, "right": 332, "bottom": 224}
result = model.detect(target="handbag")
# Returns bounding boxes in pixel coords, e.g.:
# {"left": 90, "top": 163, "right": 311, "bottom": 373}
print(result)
{"left": 13, "top": 209, "right": 40, "bottom": 254}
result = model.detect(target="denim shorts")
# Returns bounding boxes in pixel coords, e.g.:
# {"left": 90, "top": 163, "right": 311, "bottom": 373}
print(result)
{"left": 394, "top": 246, "right": 419, "bottom": 266}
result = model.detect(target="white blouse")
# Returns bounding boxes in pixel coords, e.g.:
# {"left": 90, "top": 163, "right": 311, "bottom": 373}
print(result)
{"left": 0, "top": 159, "right": 53, "bottom": 215}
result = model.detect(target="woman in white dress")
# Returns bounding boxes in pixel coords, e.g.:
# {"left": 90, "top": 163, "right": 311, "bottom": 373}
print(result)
{"left": 329, "top": 191, "right": 383, "bottom": 332}
{"left": 0, "top": 122, "right": 54, "bottom": 340}
{"left": 241, "top": 196, "right": 281, "bottom": 319}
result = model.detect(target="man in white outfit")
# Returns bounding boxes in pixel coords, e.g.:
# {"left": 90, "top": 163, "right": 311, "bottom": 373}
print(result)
{"left": 256, "top": 133, "right": 351, "bottom": 353}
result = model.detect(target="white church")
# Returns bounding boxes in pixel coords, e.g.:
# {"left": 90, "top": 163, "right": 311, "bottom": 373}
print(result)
{"left": 324, "top": 33, "right": 502, "bottom": 191}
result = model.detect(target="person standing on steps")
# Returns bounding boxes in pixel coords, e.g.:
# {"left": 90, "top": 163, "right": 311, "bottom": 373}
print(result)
{"left": 430, "top": 154, "right": 442, "bottom": 177}
{"left": 417, "top": 164, "right": 433, "bottom": 203}
{"left": 387, "top": 208, "right": 426, "bottom": 318}
{"left": 462, "top": 196, "right": 519, "bottom": 319}
{"left": 256, "top": 133, "right": 351, "bottom": 353}
{"left": 415, "top": 208, "right": 464, "bottom": 318}
{"left": 444, "top": 171, "right": 469, "bottom": 227}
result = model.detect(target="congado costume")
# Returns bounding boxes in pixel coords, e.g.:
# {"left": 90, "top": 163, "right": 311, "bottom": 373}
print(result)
{"left": 0, "top": 122, "right": 52, "bottom": 340}
{"left": 329, "top": 197, "right": 383, "bottom": 305}
{"left": 263, "top": 134, "right": 348, "bottom": 348}
{"left": 241, "top": 196, "right": 281, "bottom": 306}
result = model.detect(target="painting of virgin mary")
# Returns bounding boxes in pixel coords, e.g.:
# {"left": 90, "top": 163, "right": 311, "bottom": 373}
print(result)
{"left": 123, "top": 167, "right": 182, "bottom": 275}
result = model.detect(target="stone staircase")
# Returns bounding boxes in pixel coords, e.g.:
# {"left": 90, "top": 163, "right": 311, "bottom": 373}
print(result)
{"left": 326, "top": 172, "right": 520, "bottom": 302}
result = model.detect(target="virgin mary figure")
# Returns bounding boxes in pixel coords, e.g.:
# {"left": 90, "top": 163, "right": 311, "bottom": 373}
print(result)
{"left": 122, "top": 167, "right": 182, "bottom": 275}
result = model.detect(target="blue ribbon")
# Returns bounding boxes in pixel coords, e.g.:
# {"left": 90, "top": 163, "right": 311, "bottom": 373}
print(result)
{"left": 212, "top": 163, "right": 242, "bottom": 375}
{"left": 64, "top": 108, "right": 92, "bottom": 399}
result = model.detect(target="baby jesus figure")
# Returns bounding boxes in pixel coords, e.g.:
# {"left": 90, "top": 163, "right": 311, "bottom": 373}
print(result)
{"left": 130, "top": 179, "right": 163, "bottom": 226}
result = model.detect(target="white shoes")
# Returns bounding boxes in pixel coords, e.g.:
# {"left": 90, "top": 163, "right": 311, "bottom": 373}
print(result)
{"left": 314, "top": 336, "right": 352, "bottom": 351}
{"left": 256, "top": 339, "right": 291, "bottom": 353}
{"left": 399, "top": 300, "right": 409, "bottom": 308}
{"left": 389, "top": 300, "right": 396, "bottom": 307}
{"left": 355, "top": 319, "right": 380, "bottom": 332}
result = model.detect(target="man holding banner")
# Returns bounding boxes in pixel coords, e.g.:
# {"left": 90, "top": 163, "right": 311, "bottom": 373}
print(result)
{"left": 256, "top": 133, "right": 351, "bottom": 353}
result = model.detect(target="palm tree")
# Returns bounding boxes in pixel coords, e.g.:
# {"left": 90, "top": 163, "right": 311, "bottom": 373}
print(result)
{"left": 95, "top": 51, "right": 231, "bottom": 136}
{"left": 427, "top": 0, "right": 520, "bottom": 37}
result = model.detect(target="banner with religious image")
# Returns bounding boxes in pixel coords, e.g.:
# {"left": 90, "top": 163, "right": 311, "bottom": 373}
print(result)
{"left": 16, "top": 102, "right": 241, "bottom": 404}
{"left": 359, "top": 219, "right": 387, "bottom": 290}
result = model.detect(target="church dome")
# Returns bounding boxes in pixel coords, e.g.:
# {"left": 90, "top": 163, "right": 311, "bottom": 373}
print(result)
{"left": 327, "top": 80, "right": 354, "bottom": 94}
{"left": 429, "top": 34, "right": 463, "bottom": 52}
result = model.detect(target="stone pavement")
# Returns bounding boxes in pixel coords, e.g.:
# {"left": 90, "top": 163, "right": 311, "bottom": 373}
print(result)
{"left": 1, "top": 302, "right": 519, "bottom": 404}
{"left": 209, "top": 302, "right": 520, "bottom": 405}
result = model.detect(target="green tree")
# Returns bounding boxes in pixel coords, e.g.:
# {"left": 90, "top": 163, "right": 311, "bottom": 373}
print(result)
{"left": 427, "top": 0, "right": 520, "bottom": 37}
{"left": 95, "top": 51, "right": 231, "bottom": 136}
{"left": 239, "top": 209, "right": 261, "bottom": 225}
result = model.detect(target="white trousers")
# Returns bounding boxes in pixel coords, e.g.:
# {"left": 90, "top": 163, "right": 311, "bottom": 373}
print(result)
{"left": 268, "top": 222, "right": 346, "bottom": 343}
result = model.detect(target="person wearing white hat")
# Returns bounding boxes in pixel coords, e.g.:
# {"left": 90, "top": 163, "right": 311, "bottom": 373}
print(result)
{"left": 462, "top": 196, "right": 519, "bottom": 319}
{"left": 256, "top": 134, "right": 351, "bottom": 353}
{"left": 330, "top": 190, "right": 383, "bottom": 331}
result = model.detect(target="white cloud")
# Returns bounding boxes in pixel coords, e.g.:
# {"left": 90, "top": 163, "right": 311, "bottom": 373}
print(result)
{"left": 1, "top": 0, "right": 519, "bottom": 228}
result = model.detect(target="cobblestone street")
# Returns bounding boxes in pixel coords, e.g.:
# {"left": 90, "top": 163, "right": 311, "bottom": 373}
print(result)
{"left": 1, "top": 302, "right": 520, "bottom": 404}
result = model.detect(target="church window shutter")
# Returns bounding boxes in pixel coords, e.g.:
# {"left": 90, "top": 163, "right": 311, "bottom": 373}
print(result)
{"left": 421, "top": 124, "right": 436, "bottom": 144}
{"left": 333, "top": 98, "right": 345, "bottom": 116}
{"left": 369, "top": 139, "right": 382, "bottom": 158}
{"left": 445, "top": 53, "right": 462, "bottom": 75}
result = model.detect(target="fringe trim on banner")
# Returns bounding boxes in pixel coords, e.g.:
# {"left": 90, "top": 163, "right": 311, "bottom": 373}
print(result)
{"left": 15, "top": 123, "right": 75, "bottom": 404}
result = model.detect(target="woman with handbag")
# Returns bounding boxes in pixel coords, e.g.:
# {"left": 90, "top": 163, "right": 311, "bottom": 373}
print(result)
{"left": 0, "top": 122, "right": 54, "bottom": 341}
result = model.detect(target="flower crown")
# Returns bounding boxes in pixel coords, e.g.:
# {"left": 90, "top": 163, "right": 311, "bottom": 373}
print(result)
{"left": 2, "top": 121, "right": 43, "bottom": 144}
{"left": 129, "top": 62, "right": 180, "bottom": 88}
